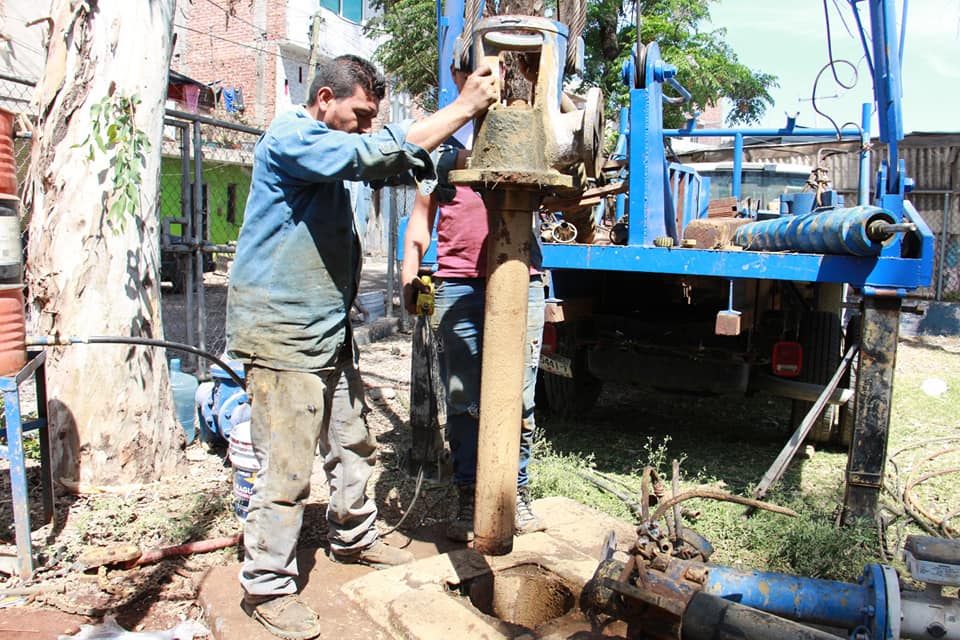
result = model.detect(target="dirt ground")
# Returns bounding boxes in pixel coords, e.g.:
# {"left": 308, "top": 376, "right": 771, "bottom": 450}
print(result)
{"left": 0, "top": 258, "right": 439, "bottom": 637}
{"left": 0, "top": 329, "right": 445, "bottom": 637}
{"left": 0, "top": 281, "right": 957, "bottom": 636}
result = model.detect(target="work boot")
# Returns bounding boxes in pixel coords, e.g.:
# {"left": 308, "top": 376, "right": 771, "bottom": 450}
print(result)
{"left": 241, "top": 594, "right": 321, "bottom": 640}
{"left": 445, "top": 484, "right": 476, "bottom": 542}
{"left": 514, "top": 486, "right": 545, "bottom": 535}
{"left": 329, "top": 539, "right": 414, "bottom": 569}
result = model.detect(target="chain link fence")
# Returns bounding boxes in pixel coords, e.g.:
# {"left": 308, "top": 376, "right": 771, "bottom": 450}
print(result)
{"left": 2, "top": 73, "right": 36, "bottom": 231}
{"left": 2, "top": 70, "right": 264, "bottom": 376}
{"left": 159, "top": 111, "right": 263, "bottom": 376}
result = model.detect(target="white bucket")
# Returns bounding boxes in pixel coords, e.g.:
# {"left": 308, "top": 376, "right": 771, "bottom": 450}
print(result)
{"left": 228, "top": 420, "right": 259, "bottom": 520}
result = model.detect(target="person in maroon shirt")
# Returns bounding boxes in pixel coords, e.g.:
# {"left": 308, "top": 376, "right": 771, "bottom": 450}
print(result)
{"left": 401, "top": 69, "right": 546, "bottom": 542}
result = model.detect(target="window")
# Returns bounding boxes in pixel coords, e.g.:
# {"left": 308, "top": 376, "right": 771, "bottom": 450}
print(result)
{"left": 227, "top": 183, "right": 238, "bottom": 225}
{"left": 321, "top": 0, "right": 363, "bottom": 23}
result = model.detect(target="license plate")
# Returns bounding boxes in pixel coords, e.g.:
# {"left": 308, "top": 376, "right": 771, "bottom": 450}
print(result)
{"left": 540, "top": 353, "right": 573, "bottom": 378}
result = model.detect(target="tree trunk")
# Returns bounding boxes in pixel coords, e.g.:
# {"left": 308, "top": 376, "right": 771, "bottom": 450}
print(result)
{"left": 26, "top": 0, "right": 185, "bottom": 486}
{"left": 490, "top": 0, "right": 542, "bottom": 104}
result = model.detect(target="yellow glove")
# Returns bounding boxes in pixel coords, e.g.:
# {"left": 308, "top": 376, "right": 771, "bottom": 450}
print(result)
{"left": 415, "top": 276, "right": 434, "bottom": 317}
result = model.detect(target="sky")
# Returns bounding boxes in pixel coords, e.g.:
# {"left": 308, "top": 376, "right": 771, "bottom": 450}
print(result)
{"left": 705, "top": 0, "right": 960, "bottom": 134}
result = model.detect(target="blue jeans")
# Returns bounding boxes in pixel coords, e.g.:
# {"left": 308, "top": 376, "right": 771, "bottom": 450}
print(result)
{"left": 431, "top": 276, "right": 545, "bottom": 488}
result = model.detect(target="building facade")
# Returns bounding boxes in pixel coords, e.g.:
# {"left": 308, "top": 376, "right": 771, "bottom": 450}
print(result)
{"left": 171, "top": 0, "right": 383, "bottom": 127}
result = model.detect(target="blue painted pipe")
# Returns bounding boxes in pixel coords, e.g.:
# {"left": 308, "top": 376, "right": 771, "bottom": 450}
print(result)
{"left": 704, "top": 565, "right": 872, "bottom": 630}
{"left": 733, "top": 205, "right": 896, "bottom": 256}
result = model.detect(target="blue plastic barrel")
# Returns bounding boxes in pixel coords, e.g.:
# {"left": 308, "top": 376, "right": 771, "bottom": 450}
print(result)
{"left": 170, "top": 359, "right": 199, "bottom": 444}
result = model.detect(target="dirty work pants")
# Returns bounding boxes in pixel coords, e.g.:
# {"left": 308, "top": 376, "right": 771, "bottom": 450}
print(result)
{"left": 431, "top": 275, "right": 545, "bottom": 488}
{"left": 240, "top": 364, "right": 378, "bottom": 598}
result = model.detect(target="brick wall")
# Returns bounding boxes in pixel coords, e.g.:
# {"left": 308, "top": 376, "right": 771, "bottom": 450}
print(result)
{"left": 173, "top": 0, "right": 289, "bottom": 128}
{"left": 173, "top": 1, "right": 397, "bottom": 129}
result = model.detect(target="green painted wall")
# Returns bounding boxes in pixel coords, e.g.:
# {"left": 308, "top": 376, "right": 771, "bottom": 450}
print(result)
{"left": 160, "top": 156, "right": 252, "bottom": 245}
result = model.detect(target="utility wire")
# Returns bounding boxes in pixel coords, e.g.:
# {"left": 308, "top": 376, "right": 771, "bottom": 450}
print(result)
{"left": 174, "top": 23, "right": 301, "bottom": 64}
{"left": 811, "top": 0, "right": 862, "bottom": 140}
{"left": 198, "top": 0, "right": 267, "bottom": 37}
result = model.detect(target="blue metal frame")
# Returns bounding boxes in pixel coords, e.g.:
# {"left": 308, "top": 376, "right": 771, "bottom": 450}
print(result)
{"left": 434, "top": 0, "right": 931, "bottom": 292}
{"left": 437, "top": 0, "right": 466, "bottom": 109}
{"left": 0, "top": 350, "right": 53, "bottom": 580}
{"left": 540, "top": 0, "right": 933, "bottom": 292}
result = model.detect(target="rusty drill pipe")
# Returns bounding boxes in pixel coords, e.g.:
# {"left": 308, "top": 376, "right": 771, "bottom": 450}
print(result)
{"left": 473, "top": 202, "right": 535, "bottom": 555}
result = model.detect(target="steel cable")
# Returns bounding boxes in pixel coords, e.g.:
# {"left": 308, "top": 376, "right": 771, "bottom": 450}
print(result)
{"left": 560, "top": 0, "right": 587, "bottom": 73}
{"left": 461, "top": 0, "right": 485, "bottom": 68}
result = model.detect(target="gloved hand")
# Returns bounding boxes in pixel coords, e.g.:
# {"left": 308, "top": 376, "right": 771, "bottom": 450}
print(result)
{"left": 403, "top": 275, "right": 434, "bottom": 316}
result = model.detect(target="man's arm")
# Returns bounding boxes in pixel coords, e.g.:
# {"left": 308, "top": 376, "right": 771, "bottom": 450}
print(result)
{"left": 266, "top": 66, "right": 494, "bottom": 185}
{"left": 404, "top": 65, "right": 497, "bottom": 153}
{"left": 401, "top": 189, "right": 439, "bottom": 314}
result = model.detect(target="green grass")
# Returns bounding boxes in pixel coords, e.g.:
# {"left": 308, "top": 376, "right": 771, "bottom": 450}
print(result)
{"left": 528, "top": 336, "right": 959, "bottom": 582}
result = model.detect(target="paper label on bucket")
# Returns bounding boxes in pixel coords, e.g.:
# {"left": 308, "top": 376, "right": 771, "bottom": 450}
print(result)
{"left": 234, "top": 466, "right": 257, "bottom": 519}
{"left": 0, "top": 217, "right": 21, "bottom": 266}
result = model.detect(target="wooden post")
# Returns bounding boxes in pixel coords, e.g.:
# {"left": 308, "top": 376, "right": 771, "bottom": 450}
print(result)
{"left": 304, "top": 12, "right": 323, "bottom": 99}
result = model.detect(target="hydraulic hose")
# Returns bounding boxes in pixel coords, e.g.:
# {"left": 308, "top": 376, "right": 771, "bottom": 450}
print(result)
{"left": 25, "top": 335, "right": 245, "bottom": 388}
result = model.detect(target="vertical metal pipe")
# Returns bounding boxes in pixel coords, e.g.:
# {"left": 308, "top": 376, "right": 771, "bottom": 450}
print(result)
{"left": 36, "top": 355, "right": 53, "bottom": 524}
{"left": 843, "top": 294, "right": 901, "bottom": 522}
{"left": 387, "top": 187, "right": 398, "bottom": 318}
{"left": 192, "top": 121, "right": 207, "bottom": 376}
{"left": 3, "top": 382, "right": 33, "bottom": 579}
{"left": 732, "top": 133, "right": 743, "bottom": 201}
{"left": 386, "top": 95, "right": 400, "bottom": 319}
{"left": 474, "top": 203, "right": 532, "bottom": 555}
{"left": 615, "top": 107, "right": 628, "bottom": 222}
{"left": 936, "top": 192, "right": 949, "bottom": 301}
{"left": 182, "top": 125, "right": 195, "bottom": 368}
{"left": 438, "top": 0, "right": 464, "bottom": 108}
{"left": 858, "top": 102, "right": 871, "bottom": 206}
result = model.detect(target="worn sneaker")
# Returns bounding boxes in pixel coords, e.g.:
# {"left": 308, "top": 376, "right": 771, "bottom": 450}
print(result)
{"left": 241, "top": 594, "right": 321, "bottom": 640}
{"left": 515, "top": 486, "right": 546, "bottom": 535}
{"left": 330, "top": 539, "right": 414, "bottom": 569}
{"left": 445, "top": 484, "right": 476, "bottom": 542}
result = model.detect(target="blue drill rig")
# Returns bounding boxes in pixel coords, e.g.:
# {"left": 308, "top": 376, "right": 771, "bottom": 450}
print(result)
{"left": 426, "top": 0, "right": 933, "bottom": 525}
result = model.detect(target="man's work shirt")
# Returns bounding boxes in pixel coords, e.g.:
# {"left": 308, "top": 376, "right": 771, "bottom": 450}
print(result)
{"left": 226, "top": 106, "right": 432, "bottom": 371}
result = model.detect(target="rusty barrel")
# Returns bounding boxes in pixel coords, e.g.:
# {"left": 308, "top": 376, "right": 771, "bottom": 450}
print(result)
{"left": 0, "top": 195, "right": 22, "bottom": 284}
{"left": 0, "top": 192, "right": 26, "bottom": 376}
{"left": 0, "top": 109, "right": 16, "bottom": 196}
{"left": 0, "top": 285, "right": 26, "bottom": 376}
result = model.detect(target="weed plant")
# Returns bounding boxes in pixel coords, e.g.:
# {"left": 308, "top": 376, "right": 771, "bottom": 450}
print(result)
{"left": 529, "top": 336, "right": 958, "bottom": 583}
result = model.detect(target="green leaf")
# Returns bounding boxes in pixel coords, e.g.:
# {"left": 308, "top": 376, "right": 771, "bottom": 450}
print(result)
{"left": 109, "top": 196, "right": 126, "bottom": 222}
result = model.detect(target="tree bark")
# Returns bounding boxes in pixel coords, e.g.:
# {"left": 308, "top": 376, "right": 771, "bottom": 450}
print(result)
{"left": 490, "top": 0, "right": 542, "bottom": 104}
{"left": 26, "top": 0, "right": 185, "bottom": 486}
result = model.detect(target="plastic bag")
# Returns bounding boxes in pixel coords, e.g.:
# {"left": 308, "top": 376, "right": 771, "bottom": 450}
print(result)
{"left": 58, "top": 615, "right": 209, "bottom": 640}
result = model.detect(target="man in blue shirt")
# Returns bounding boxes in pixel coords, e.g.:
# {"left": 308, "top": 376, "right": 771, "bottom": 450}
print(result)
{"left": 227, "top": 55, "right": 496, "bottom": 640}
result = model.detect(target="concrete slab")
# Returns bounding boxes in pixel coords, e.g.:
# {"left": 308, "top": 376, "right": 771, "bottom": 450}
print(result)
{"left": 198, "top": 547, "right": 380, "bottom": 640}
{"left": 197, "top": 525, "right": 470, "bottom": 639}
{"left": 197, "top": 497, "right": 636, "bottom": 640}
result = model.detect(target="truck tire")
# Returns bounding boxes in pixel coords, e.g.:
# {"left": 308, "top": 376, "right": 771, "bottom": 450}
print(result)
{"left": 837, "top": 313, "right": 861, "bottom": 448}
{"left": 790, "top": 311, "right": 842, "bottom": 445}
{"left": 539, "top": 325, "right": 602, "bottom": 419}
